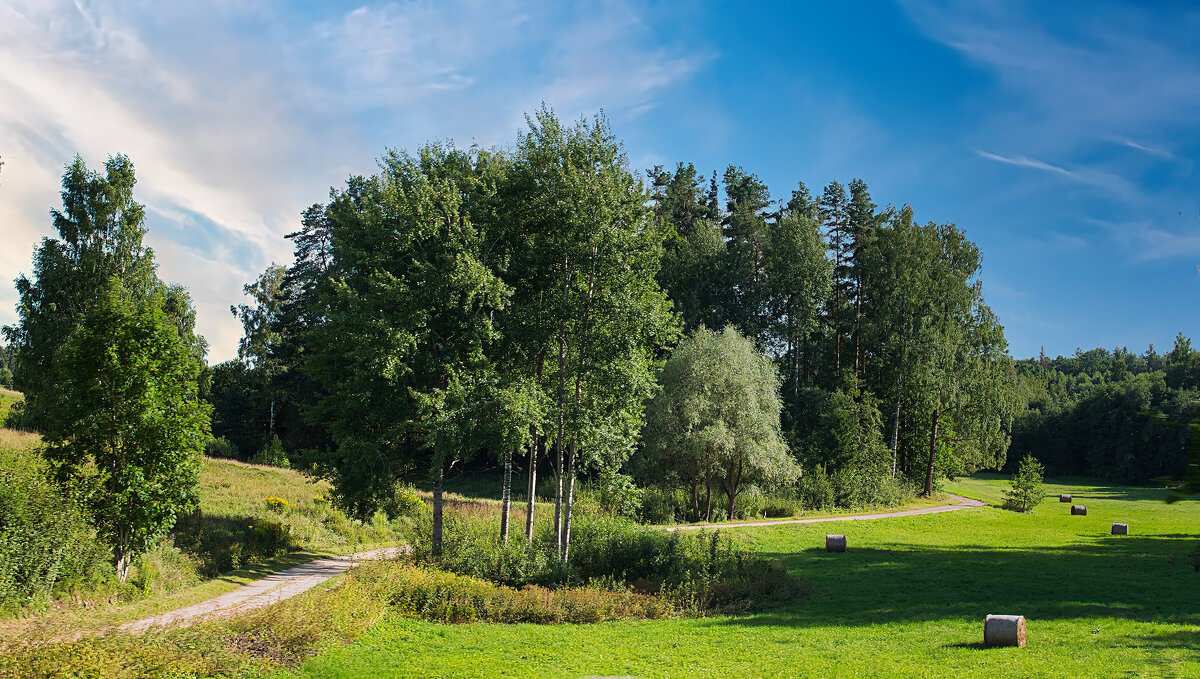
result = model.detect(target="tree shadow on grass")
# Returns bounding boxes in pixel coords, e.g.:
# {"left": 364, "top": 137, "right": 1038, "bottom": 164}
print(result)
{"left": 714, "top": 535, "right": 1200, "bottom": 631}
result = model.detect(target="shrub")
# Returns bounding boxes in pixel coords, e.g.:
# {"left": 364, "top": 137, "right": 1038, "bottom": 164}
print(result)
{"left": 371, "top": 562, "right": 677, "bottom": 624}
{"left": 204, "top": 436, "right": 239, "bottom": 459}
{"left": 733, "top": 485, "right": 766, "bottom": 519}
{"left": 383, "top": 485, "right": 427, "bottom": 519}
{"left": 251, "top": 435, "right": 290, "bottom": 468}
{"left": 264, "top": 496, "right": 291, "bottom": 512}
{"left": 800, "top": 466, "right": 835, "bottom": 510}
{"left": 1003, "top": 455, "right": 1045, "bottom": 512}
{"left": 407, "top": 507, "right": 805, "bottom": 615}
{"left": 763, "top": 496, "right": 802, "bottom": 518}
{"left": 0, "top": 444, "right": 109, "bottom": 608}
{"left": 598, "top": 472, "right": 643, "bottom": 519}
{"left": 640, "top": 486, "right": 679, "bottom": 524}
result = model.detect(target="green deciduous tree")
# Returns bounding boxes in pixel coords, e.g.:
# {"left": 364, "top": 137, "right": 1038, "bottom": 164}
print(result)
{"left": 44, "top": 280, "right": 210, "bottom": 582}
{"left": 501, "top": 108, "right": 679, "bottom": 559}
{"left": 1003, "top": 454, "right": 1045, "bottom": 512}
{"left": 305, "top": 144, "right": 509, "bottom": 557}
{"left": 5, "top": 155, "right": 158, "bottom": 431}
{"left": 4, "top": 155, "right": 209, "bottom": 582}
{"left": 643, "top": 327, "right": 797, "bottom": 521}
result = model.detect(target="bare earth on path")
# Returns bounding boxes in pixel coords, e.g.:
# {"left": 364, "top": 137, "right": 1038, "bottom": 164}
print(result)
{"left": 664, "top": 493, "right": 985, "bottom": 531}
{"left": 120, "top": 547, "right": 403, "bottom": 634}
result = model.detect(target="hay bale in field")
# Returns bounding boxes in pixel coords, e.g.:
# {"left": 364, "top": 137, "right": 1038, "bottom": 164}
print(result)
{"left": 984, "top": 614, "right": 1026, "bottom": 647}
{"left": 825, "top": 534, "right": 846, "bottom": 552}
{"left": 1111, "top": 523, "right": 1128, "bottom": 535}
{"left": 1059, "top": 494, "right": 1072, "bottom": 502}
{"left": 1070, "top": 505, "right": 1087, "bottom": 516}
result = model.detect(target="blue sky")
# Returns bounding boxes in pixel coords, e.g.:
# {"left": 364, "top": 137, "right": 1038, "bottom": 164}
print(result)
{"left": 1, "top": 0, "right": 1197, "bottom": 363}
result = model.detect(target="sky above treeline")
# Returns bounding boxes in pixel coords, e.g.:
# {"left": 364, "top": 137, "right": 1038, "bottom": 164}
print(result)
{"left": 1, "top": 0, "right": 1198, "bottom": 364}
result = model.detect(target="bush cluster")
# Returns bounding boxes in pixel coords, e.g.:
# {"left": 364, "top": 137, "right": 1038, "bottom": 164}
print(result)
{"left": 0, "top": 440, "right": 110, "bottom": 608}
{"left": 405, "top": 503, "right": 804, "bottom": 616}
{"left": 250, "top": 435, "right": 290, "bottom": 468}
{"left": 173, "top": 513, "right": 301, "bottom": 574}
{"left": 203, "top": 436, "right": 239, "bottom": 459}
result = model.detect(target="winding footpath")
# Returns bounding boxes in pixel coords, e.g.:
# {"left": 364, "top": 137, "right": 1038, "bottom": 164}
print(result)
{"left": 121, "top": 494, "right": 985, "bottom": 633}
{"left": 664, "top": 493, "right": 985, "bottom": 531}
{"left": 120, "top": 547, "right": 403, "bottom": 634}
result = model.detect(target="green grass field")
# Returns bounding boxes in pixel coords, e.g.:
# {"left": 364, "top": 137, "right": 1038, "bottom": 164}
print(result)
{"left": 0, "top": 388, "right": 22, "bottom": 428}
{"left": 279, "top": 475, "right": 1200, "bottom": 678}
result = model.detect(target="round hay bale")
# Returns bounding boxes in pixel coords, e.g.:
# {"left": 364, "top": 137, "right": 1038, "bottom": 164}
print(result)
{"left": 1059, "top": 494, "right": 1072, "bottom": 502}
{"left": 984, "top": 614, "right": 1026, "bottom": 647}
{"left": 825, "top": 534, "right": 847, "bottom": 552}
{"left": 1111, "top": 523, "right": 1128, "bottom": 535}
{"left": 1070, "top": 505, "right": 1087, "bottom": 516}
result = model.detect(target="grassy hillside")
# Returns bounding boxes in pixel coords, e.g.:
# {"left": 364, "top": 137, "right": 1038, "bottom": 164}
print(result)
{"left": 282, "top": 475, "right": 1200, "bottom": 678}
{"left": 0, "top": 388, "right": 22, "bottom": 428}
{"left": 0, "top": 432, "right": 405, "bottom": 640}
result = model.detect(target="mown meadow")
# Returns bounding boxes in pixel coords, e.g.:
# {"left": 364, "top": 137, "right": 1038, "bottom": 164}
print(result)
{"left": 279, "top": 475, "right": 1199, "bottom": 679}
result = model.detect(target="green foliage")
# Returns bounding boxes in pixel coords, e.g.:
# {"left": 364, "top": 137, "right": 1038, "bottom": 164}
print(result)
{"left": 252, "top": 435, "right": 290, "bottom": 468}
{"left": 403, "top": 502, "right": 802, "bottom": 616}
{"left": 304, "top": 144, "right": 509, "bottom": 525}
{"left": 1013, "top": 348, "right": 1200, "bottom": 484}
{"left": 1002, "top": 455, "right": 1045, "bottom": 512}
{"left": 0, "top": 436, "right": 107, "bottom": 608}
{"left": 642, "top": 326, "right": 797, "bottom": 522}
{"left": 203, "top": 436, "right": 239, "bottom": 459}
{"left": 0, "top": 389, "right": 21, "bottom": 429}
{"left": 207, "top": 359, "right": 268, "bottom": 458}
{"left": 42, "top": 280, "right": 210, "bottom": 583}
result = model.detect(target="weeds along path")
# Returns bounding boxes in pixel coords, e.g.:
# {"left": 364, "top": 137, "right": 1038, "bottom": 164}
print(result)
{"left": 121, "top": 496, "right": 984, "bottom": 633}
{"left": 663, "top": 493, "right": 985, "bottom": 531}
{"left": 120, "top": 547, "right": 403, "bottom": 634}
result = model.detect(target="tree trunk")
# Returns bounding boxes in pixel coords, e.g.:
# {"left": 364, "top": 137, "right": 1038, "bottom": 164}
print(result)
{"left": 561, "top": 442, "right": 577, "bottom": 561}
{"left": 726, "top": 457, "right": 744, "bottom": 520}
{"left": 114, "top": 525, "right": 131, "bottom": 584}
{"left": 432, "top": 462, "right": 445, "bottom": 557}
{"left": 890, "top": 395, "right": 902, "bottom": 479}
{"left": 561, "top": 249, "right": 597, "bottom": 561}
{"left": 500, "top": 447, "right": 513, "bottom": 544}
{"left": 704, "top": 464, "right": 713, "bottom": 522}
{"left": 923, "top": 408, "right": 940, "bottom": 496}
{"left": 553, "top": 337, "right": 566, "bottom": 555}
{"left": 690, "top": 474, "right": 700, "bottom": 523}
{"left": 525, "top": 434, "right": 539, "bottom": 543}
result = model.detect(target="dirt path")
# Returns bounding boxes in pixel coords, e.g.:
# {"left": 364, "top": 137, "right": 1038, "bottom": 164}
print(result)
{"left": 120, "top": 547, "right": 403, "bottom": 634}
{"left": 120, "top": 495, "right": 984, "bottom": 633}
{"left": 664, "top": 493, "right": 985, "bottom": 531}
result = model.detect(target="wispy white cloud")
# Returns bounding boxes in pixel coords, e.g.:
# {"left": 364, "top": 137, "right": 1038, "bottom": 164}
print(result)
{"left": 975, "top": 151, "right": 1074, "bottom": 178}
{"left": 975, "top": 150, "right": 1137, "bottom": 199}
{"left": 904, "top": 0, "right": 1200, "bottom": 263}
{"left": 0, "top": 0, "right": 708, "bottom": 362}
{"left": 1112, "top": 137, "right": 1177, "bottom": 161}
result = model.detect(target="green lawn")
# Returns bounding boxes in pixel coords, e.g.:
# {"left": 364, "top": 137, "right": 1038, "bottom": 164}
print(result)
{"left": 280, "top": 475, "right": 1200, "bottom": 678}
{"left": 0, "top": 388, "right": 22, "bottom": 427}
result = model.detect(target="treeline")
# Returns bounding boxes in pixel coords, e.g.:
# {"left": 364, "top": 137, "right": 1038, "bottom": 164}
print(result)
{"left": 209, "top": 107, "right": 1014, "bottom": 540}
{"left": 1010, "top": 338, "right": 1200, "bottom": 483}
